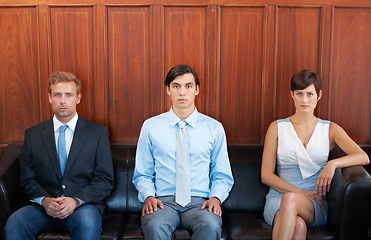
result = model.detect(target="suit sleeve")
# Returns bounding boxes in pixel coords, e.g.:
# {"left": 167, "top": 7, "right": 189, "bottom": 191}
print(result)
{"left": 73, "top": 127, "right": 114, "bottom": 203}
{"left": 20, "top": 129, "right": 51, "bottom": 199}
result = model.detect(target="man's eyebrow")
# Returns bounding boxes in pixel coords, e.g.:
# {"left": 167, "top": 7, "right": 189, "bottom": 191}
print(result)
{"left": 171, "top": 82, "right": 194, "bottom": 85}
{"left": 53, "top": 91, "right": 74, "bottom": 94}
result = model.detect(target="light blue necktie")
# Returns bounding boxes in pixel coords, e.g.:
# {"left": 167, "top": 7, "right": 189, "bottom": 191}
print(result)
{"left": 58, "top": 125, "right": 68, "bottom": 175}
{"left": 175, "top": 121, "right": 191, "bottom": 207}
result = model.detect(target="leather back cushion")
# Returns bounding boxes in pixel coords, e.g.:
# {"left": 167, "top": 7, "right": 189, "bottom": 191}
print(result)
{"left": 104, "top": 145, "right": 129, "bottom": 213}
{"left": 222, "top": 146, "right": 269, "bottom": 213}
{"left": 105, "top": 145, "right": 269, "bottom": 214}
{"left": 104, "top": 145, "right": 142, "bottom": 214}
{"left": 127, "top": 147, "right": 143, "bottom": 213}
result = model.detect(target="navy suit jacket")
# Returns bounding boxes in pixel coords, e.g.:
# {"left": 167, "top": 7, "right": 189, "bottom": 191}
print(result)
{"left": 20, "top": 116, "right": 114, "bottom": 214}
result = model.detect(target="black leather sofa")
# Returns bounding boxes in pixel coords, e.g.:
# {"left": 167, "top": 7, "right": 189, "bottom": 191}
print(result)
{"left": 1, "top": 144, "right": 370, "bottom": 240}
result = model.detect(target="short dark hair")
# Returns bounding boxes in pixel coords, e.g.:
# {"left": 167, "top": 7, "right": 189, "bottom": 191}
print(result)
{"left": 290, "top": 70, "right": 322, "bottom": 95}
{"left": 48, "top": 72, "right": 81, "bottom": 95}
{"left": 164, "top": 64, "right": 200, "bottom": 87}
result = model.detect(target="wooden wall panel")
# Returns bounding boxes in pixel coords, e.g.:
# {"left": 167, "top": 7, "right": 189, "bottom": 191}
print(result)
{"left": 48, "top": 6, "right": 95, "bottom": 121}
{"left": 329, "top": 7, "right": 371, "bottom": 144}
{"left": 219, "top": 6, "right": 265, "bottom": 144}
{"left": 0, "top": 1, "right": 370, "bottom": 146}
{"left": 0, "top": 6, "right": 40, "bottom": 143}
{"left": 275, "top": 6, "right": 323, "bottom": 119}
{"left": 107, "top": 6, "right": 151, "bottom": 143}
{"left": 163, "top": 6, "right": 208, "bottom": 113}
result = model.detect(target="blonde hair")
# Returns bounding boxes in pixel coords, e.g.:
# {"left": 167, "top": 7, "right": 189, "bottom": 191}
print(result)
{"left": 48, "top": 72, "right": 81, "bottom": 94}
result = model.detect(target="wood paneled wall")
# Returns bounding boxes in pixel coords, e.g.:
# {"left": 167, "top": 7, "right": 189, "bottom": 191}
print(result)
{"left": 0, "top": 0, "right": 370, "bottom": 146}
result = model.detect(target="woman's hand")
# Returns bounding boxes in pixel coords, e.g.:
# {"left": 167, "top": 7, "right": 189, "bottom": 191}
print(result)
{"left": 315, "top": 161, "right": 336, "bottom": 195}
{"left": 303, "top": 190, "right": 324, "bottom": 208}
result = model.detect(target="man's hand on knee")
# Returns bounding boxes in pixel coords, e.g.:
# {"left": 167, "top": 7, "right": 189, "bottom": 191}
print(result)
{"left": 201, "top": 197, "right": 222, "bottom": 217}
{"left": 142, "top": 196, "right": 164, "bottom": 216}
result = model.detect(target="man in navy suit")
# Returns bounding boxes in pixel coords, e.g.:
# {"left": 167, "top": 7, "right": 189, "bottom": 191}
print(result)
{"left": 4, "top": 72, "right": 114, "bottom": 240}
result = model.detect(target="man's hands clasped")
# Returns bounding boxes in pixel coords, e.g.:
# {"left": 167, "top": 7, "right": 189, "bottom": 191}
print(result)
{"left": 42, "top": 197, "right": 80, "bottom": 219}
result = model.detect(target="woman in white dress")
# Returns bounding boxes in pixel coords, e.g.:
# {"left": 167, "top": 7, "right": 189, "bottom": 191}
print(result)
{"left": 261, "top": 70, "right": 369, "bottom": 240}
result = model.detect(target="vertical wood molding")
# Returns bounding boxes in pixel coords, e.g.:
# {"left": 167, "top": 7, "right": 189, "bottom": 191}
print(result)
{"left": 205, "top": 4, "right": 218, "bottom": 119}
{"left": 261, "top": 4, "right": 275, "bottom": 144}
{"left": 150, "top": 4, "right": 163, "bottom": 117}
{"left": 39, "top": 4, "right": 52, "bottom": 123}
{"left": 95, "top": 4, "right": 106, "bottom": 126}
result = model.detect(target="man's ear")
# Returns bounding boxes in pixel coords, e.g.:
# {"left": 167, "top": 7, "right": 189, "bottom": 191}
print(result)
{"left": 48, "top": 93, "right": 52, "bottom": 104}
{"left": 77, "top": 93, "right": 82, "bottom": 104}
{"left": 166, "top": 86, "right": 171, "bottom": 95}
{"left": 195, "top": 85, "right": 199, "bottom": 96}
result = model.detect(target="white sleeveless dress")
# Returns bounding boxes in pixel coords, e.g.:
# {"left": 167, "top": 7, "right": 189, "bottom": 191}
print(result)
{"left": 263, "top": 117, "right": 330, "bottom": 226}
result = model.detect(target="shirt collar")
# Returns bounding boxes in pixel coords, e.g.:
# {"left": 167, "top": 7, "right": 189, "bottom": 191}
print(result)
{"left": 53, "top": 113, "right": 79, "bottom": 132}
{"left": 168, "top": 107, "right": 198, "bottom": 128}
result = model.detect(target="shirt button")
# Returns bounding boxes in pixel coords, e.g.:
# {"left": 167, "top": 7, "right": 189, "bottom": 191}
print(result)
{"left": 62, "top": 185, "right": 66, "bottom": 189}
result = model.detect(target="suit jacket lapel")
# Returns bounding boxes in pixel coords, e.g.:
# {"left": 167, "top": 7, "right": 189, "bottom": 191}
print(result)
{"left": 40, "top": 118, "right": 63, "bottom": 179}
{"left": 64, "top": 117, "right": 88, "bottom": 175}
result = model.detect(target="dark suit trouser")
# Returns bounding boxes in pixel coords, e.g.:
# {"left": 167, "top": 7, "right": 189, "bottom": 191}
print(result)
{"left": 4, "top": 204, "right": 102, "bottom": 240}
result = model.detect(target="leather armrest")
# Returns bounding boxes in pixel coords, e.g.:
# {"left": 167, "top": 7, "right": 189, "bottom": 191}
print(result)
{"left": 327, "top": 165, "right": 371, "bottom": 240}
{"left": 0, "top": 144, "right": 22, "bottom": 239}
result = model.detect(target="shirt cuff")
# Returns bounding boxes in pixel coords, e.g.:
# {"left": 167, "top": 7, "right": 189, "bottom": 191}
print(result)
{"left": 75, "top": 197, "right": 85, "bottom": 205}
{"left": 32, "top": 196, "right": 85, "bottom": 206}
{"left": 31, "top": 197, "right": 45, "bottom": 205}
{"left": 209, "top": 189, "right": 228, "bottom": 204}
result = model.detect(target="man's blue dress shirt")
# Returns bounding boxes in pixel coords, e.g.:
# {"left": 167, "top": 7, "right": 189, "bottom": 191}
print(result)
{"left": 133, "top": 108, "right": 234, "bottom": 203}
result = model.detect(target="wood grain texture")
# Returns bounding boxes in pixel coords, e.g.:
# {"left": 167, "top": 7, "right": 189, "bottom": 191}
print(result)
{"left": 0, "top": 6, "right": 40, "bottom": 143}
{"left": 107, "top": 6, "right": 151, "bottom": 143}
{"left": 48, "top": 6, "right": 95, "bottom": 121}
{"left": 163, "top": 6, "right": 208, "bottom": 114}
{"left": 329, "top": 6, "right": 371, "bottom": 144}
{"left": 0, "top": 1, "right": 369, "bottom": 146}
{"left": 219, "top": 6, "right": 265, "bottom": 144}
{"left": 275, "top": 6, "right": 322, "bottom": 120}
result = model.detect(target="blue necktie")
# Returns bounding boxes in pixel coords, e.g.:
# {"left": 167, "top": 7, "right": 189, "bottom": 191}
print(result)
{"left": 58, "top": 125, "right": 68, "bottom": 175}
{"left": 175, "top": 121, "right": 191, "bottom": 207}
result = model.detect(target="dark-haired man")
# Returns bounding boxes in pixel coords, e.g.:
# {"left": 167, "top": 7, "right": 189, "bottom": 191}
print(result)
{"left": 5, "top": 72, "right": 114, "bottom": 240}
{"left": 133, "top": 64, "right": 234, "bottom": 239}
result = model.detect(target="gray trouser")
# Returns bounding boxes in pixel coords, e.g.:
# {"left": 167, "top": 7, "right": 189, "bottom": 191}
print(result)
{"left": 141, "top": 196, "right": 222, "bottom": 240}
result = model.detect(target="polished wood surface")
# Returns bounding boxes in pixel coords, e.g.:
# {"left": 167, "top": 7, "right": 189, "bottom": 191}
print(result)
{"left": 107, "top": 6, "right": 152, "bottom": 143}
{"left": 0, "top": 1, "right": 370, "bottom": 145}
{"left": 0, "top": 6, "right": 40, "bottom": 143}
{"left": 329, "top": 6, "right": 371, "bottom": 144}
{"left": 220, "top": 6, "right": 265, "bottom": 144}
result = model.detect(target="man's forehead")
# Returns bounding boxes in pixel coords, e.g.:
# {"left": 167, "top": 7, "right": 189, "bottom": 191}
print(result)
{"left": 171, "top": 81, "right": 195, "bottom": 85}
{"left": 51, "top": 82, "right": 77, "bottom": 92}
{"left": 171, "top": 73, "right": 195, "bottom": 85}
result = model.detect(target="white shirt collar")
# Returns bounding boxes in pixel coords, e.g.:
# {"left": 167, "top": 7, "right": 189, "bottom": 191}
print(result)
{"left": 53, "top": 113, "right": 79, "bottom": 132}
